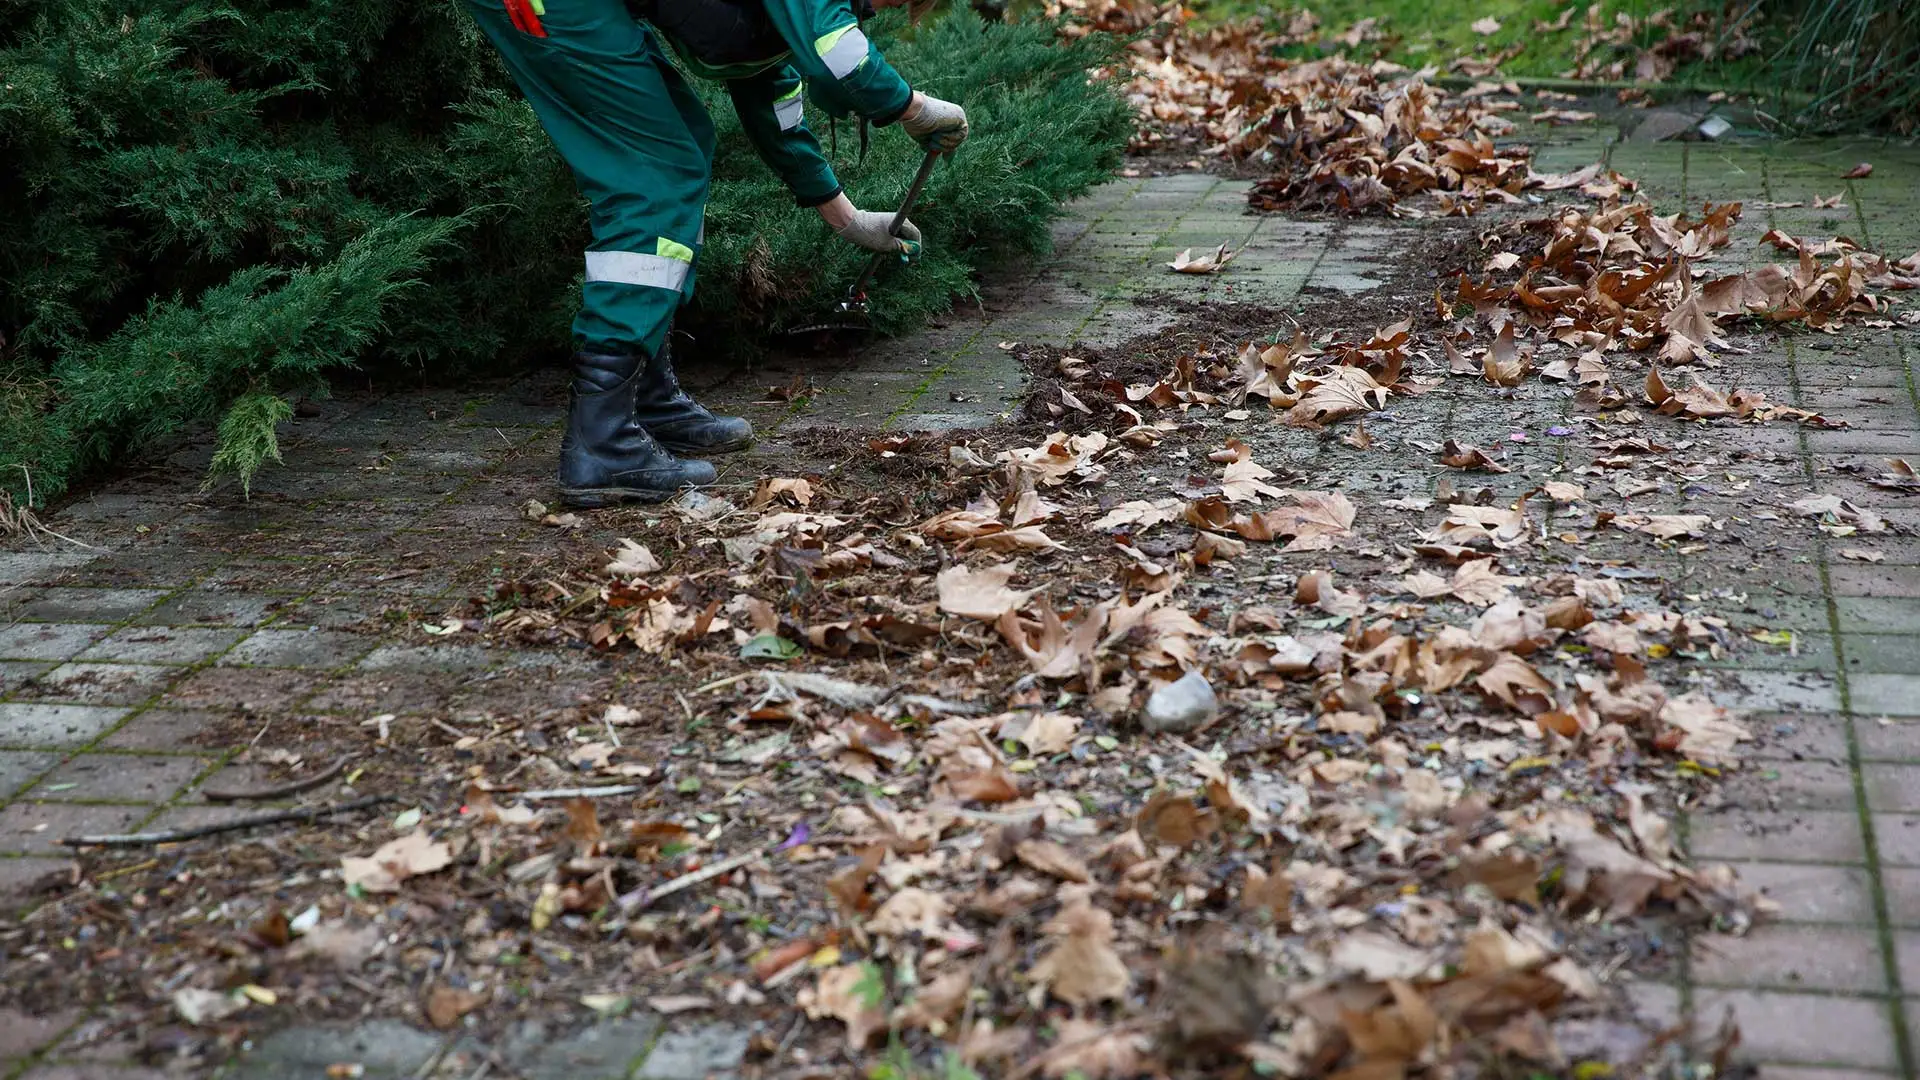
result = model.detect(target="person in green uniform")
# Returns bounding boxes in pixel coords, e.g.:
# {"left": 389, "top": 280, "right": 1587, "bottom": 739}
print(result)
{"left": 461, "top": 0, "right": 968, "bottom": 507}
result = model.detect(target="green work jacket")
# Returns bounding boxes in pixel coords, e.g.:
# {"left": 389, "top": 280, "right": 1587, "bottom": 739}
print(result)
{"left": 638, "top": 0, "right": 912, "bottom": 205}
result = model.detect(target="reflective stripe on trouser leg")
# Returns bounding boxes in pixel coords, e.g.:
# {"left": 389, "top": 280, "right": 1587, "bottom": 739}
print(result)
{"left": 774, "top": 86, "right": 804, "bottom": 131}
{"left": 584, "top": 250, "right": 690, "bottom": 291}
{"left": 815, "top": 25, "right": 869, "bottom": 79}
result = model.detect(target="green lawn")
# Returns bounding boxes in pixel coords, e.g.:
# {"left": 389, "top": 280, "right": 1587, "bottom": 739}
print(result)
{"left": 1184, "top": 0, "right": 1764, "bottom": 86}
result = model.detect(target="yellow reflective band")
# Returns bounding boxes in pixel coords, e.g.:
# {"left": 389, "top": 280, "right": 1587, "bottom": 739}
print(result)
{"left": 774, "top": 91, "right": 805, "bottom": 131}
{"left": 815, "top": 24, "right": 868, "bottom": 79}
{"left": 529, "top": 0, "right": 544, "bottom": 13}
{"left": 584, "top": 251, "right": 688, "bottom": 291}
{"left": 655, "top": 237, "right": 695, "bottom": 263}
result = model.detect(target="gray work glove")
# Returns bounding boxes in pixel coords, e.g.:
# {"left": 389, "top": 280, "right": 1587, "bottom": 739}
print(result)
{"left": 835, "top": 210, "right": 922, "bottom": 256}
{"left": 902, "top": 93, "right": 968, "bottom": 153}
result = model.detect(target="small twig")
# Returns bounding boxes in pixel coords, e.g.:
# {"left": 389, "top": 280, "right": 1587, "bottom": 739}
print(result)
{"left": 695, "top": 672, "right": 752, "bottom": 694}
{"left": 517, "top": 784, "right": 646, "bottom": 802}
{"left": 202, "top": 754, "right": 353, "bottom": 802}
{"left": 61, "top": 796, "right": 394, "bottom": 848}
{"left": 97, "top": 858, "right": 159, "bottom": 881}
{"left": 622, "top": 849, "right": 764, "bottom": 911}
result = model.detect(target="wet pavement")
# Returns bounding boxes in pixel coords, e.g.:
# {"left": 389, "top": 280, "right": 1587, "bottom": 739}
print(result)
{"left": 4, "top": 121, "right": 1920, "bottom": 1078}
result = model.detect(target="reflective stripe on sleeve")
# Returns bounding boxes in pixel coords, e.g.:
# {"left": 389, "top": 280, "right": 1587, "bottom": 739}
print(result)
{"left": 583, "top": 250, "right": 690, "bottom": 291}
{"left": 815, "top": 25, "right": 869, "bottom": 79}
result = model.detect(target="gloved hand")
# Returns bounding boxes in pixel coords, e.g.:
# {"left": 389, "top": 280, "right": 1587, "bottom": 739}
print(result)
{"left": 902, "top": 92, "right": 968, "bottom": 153}
{"left": 835, "top": 209, "right": 923, "bottom": 256}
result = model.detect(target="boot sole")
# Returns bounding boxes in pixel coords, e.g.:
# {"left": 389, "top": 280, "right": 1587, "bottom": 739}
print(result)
{"left": 656, "top": 436, "right": 755, "bottom": 456}
{"left": 557, "top": 486, "right": 679, "bottom": 509}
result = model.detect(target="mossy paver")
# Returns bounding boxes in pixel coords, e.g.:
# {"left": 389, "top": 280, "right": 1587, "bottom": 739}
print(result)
{"left": 4, "top": 131, "right": 1920, "bottom": 1078}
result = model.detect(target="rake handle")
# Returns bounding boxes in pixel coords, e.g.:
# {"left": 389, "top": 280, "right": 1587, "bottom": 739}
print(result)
{"left": 846, "top": 149, "right": 942, "bottom": 304}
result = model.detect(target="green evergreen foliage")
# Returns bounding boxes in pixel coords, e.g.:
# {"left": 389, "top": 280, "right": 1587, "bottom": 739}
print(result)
{"left": 0, "top": 2, "right": 1129, "bottom": 502}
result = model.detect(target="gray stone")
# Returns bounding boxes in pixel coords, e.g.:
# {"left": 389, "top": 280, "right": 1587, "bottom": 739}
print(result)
{"left": 220, "top": 628, "right": 377, "bottom": 670}
{"left": 514, "top": 1015, "right": 661, "bottom": 1080}
{"left": 0, "top": 550, "right": 102, "bottom": 587}
{"left": 1626, "top": 108, "right": 1705, "bottom": 143}
{"left": 231, "top": 1020, "right": 443, "bottom": 1079}
{"left": 635, "top": 1023, "right": 750, "bottom": 1080}
{"left": 25, "top": 662, "right": 181, "bottom": 705}
{"left": 0, "top": 750, "right": 61, "bottom": 800}
{"left": 0, "top": 623, "right": 112, "bottom": 662}
{"left": 77, "top": 626, "right": 245, "bottom": 665}
{"left": 9, "top": 587, "right": 168, "bottom": 623}
{"left": 133, "top": 589, "right": 281, "bottom": 628}
{"left": 355, "top": 643, "right": 497, "bottom": 674}
{"left": 1143, "top": 670, "right": 1219, "bottom": 734}
{"left": 0, "top": 703, "right": 130, "bottom": 748}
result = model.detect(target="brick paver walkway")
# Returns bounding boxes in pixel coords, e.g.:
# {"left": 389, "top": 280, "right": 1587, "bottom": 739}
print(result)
{"left": 3, "top": 122, "right": 1920, "bottom": 1078}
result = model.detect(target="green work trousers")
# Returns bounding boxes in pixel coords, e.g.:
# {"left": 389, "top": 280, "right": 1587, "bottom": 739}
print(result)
{"left": 462, "top": 0, "right": 715, "bottom": 358}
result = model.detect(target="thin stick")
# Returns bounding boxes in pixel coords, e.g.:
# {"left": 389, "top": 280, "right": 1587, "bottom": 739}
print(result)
{"left": 61, "top": 796, "right": 394, "bottom": 848}
{"left": 695, "top": 672, "right": 752, "bottom": 694}
{"left": 517, "top": 784, "right": 645, "bottom": 802}
{"left": 201, "top": 755, "right": 353, "bottom": 802}
{"left": 626, "top": 850, "right": 763, "bottom": 910}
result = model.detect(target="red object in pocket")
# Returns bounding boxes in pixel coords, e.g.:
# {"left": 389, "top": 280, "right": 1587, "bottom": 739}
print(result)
{"left": 503, "top": 0, "right": 547, "bottom": 36}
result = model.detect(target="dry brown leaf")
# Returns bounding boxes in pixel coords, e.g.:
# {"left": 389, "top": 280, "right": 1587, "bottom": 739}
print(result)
{"left": 1440, "top": 439, "right": 1510, "bottom": 473}
{"left": 605, "top": 539, "right": 662, "bottom": 577}
{"left": 1610, "top": 513, "right": 1710, "bottom": 539}
{"left": 1016, "top": 839, "right": 1093, "bottom": 883}
{"left": 425, "top": 985, "right": 487, "bottom": 1030}
{"left": 1038, "top": 1019, "right": 1149, "bottom": 1079}
{"left": 1169, "top": 242, "right": 1237, "bottom": 273}
{"left": 1477, "top": 652, "right": 1554, "bottom": 713}
{"left": 1451, "top": 558, "right": 1527, "bottom": 607}
{"left": 800, "top": 964, "right": 888, "bottom": 1049}
{"left": 750, "top": 477, "right": 815, "bottom": 508}
{"left": 1029, "top": 895, "right": 1131, "bottom": 1006}
{"left": 340, "top": 830, "right": 452, "bottom": 894}
{"left": 1221, "top": 457, "right": 1286, "bottom": 503}
{"left": 936, "top": 563, "right": 1034, "bottom": 620}
{"left": 868, "top": 887, "right": 953, "bottom": 938}
{"left": 999, "top": 711, "right": 1081, "bottom": 755}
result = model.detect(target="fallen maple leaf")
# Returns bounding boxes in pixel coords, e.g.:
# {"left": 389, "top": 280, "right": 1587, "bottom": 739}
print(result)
{"left": 998, "top": 711, "right": 1081, "bottom": 755}
{"left": 1286, "top": 366, "right": 1388, "bottom": 426}
{"left": 1660, "top": 692, "right": 1749, "bottom": 764}
{"left": 1610, "top": 513, "right": 1711, "bottom": 539}
{"left": 1788, "top": 493, "right": 1887, "bottom": 533}
{"left": 1168, "top": 242, "right": 1237, "bottom": 273}
{"left": 1016, "top": 838, "right": 1092, "bottom": 883}
{"left": 1257, "top": 489, "right": 1358, "bottom": 551}
{"left": 340, "top": 830, "right": 452, "bottom": 894}
{"left": 1477, "top": 652, "right": 1554, "bottom": 712}
{"left": 1842, "top": 162, "right": 1873, "bottom": 179}
{"left": 1029, "top": 895, "right": 1130, "bottom": 1006}
{"left": 425, "top": 984, "right": 487, "bottom": 1029}
{"left": 1440, "top": 439, "right": 1510, "bottom": 473}
{"left": 751, "top": 476, "right": 815, "bottom": 508}
{"left": 936, "top": 563, "right": 1034, "bottom": 620}
{"left": 1451, "top": 558, "right": 1528, "bottom": 606}
{"left": 604, "top": 539, "right": 662, "bottom": 577}
{"left": 800, "top": 963, "right": 888, "bottom": 1049}
{"left": 1220, "top": 457, "right": 1285, "bottom": 503}
{"left": 1037, "top": 1019, "right": 1148, "bottom": 1079}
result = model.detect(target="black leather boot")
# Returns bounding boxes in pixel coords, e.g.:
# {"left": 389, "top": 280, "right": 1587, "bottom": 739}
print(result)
{"left": 558, "top": 350, "right": 716, "bottom": 508}
{"left": 632, "top": 337, "right": 755, "bottom": 455}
